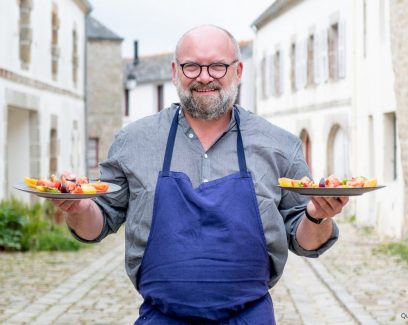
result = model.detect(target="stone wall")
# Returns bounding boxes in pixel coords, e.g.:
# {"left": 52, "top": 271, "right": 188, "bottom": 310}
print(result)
{"left": 87, "top": 40, "right": 123, "bottom": 179}
{"left": 390, "top": 0, "right": 408, "bottom": 238}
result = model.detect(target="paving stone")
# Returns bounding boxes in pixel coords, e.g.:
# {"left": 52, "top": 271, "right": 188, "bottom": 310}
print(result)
{"left": 1, "top": 222, "right": 407, "bottom": 324}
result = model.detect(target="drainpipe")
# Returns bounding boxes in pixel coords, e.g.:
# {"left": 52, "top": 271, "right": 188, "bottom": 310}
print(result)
{"left": 84, "top": 11, "right": 90, "bottom": 177}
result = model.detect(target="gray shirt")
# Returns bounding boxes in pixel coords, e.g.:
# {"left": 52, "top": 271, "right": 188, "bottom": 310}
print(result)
{"left": 73, "top": 104, "right": 338, "bottom": 289}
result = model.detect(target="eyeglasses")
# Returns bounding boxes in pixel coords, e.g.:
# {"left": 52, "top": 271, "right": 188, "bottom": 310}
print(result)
{"left": 178, "top": 60, "right": 239, "bottom": 79}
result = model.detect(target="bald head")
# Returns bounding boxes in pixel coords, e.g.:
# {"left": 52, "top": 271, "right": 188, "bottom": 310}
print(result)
{"left": 174, "top": 25, "right": 241, "bottom": 62}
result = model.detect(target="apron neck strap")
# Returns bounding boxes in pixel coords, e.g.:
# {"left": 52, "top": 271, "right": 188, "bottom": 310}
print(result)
{"left": 162, "top": 106, "right": 248, "bottom": 174}
{"left": 234, "top": 108, "right": 248, "bottom": 174}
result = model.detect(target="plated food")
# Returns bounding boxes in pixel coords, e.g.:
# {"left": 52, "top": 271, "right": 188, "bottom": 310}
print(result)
{"left": 278, "top": 175, "right": 378, "bottom": 188}
{"left": 23, "top": 175, "right": 109, "bottom": 194}
{"left": 14, "top": 173, "right": 121, "bottom": 199}
{"left": 278, "top": 175, "right": 384, "bottom": 197}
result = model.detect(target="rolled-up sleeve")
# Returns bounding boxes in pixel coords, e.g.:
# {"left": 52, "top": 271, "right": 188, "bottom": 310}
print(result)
{"left": 70, "top": 129, "right": 130, "bottom": 243}
{"left": 279, "top": 140, "right": 339, "bottom": 257}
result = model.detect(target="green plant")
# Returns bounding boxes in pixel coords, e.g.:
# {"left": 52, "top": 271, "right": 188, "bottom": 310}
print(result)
{"left": 374, "top": 241, "right": 408, "bottom": 264}
{"left": 0, "top": 199, "right": 29, "bottom": 250}
{"left": 0, "top": 198, "right": 83, "bottom": 252}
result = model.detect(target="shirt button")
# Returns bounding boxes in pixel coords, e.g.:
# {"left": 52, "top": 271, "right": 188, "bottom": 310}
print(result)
{"left": 204, "top": 154, "right": 208, "bottom": 159}
{"left": 188, "top": 133, "right": 194, "bottom": 139}
{"left": 203, "top": 179, "right": 209, "bottom": 183}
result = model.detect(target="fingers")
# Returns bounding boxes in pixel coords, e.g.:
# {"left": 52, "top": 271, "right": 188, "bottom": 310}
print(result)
{"left": 310, "top": 196, "right": 348, "bottom": 218}
{"left": 337, "top": 196, "right": 349, "bottom": 205}
{"left": 49, "top": 199, "right": 81, "bottom": 214}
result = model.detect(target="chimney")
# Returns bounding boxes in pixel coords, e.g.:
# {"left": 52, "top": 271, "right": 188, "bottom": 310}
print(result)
{"left": 133, "top": 40, "right": 139, "bottom": 65}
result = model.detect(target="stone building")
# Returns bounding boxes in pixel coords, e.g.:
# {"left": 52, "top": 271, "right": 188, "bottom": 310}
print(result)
{"left": 0, "top": 0, "right": 91, "bottom": 202}
{"left": 390, "top": 0, "right": 408, "bottom": 238}
{"left": 123, "top": 41, "right": 256, "bottom": 126}
{"left": 252, "top": 0, "right": 405, "bottom": 238}
{"left": 86, "top": 16, "right": 123, "bottom": 179}
{"left": 123, "top": 50, "right": 177, "bottom": 125}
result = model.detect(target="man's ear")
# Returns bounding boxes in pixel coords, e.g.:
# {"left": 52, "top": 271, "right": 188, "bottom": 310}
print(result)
{"left": 236, "top": 61, "right": 243, "bottom": 82}
{"left": 172, "top": 61, "right": 177, "bottom": 85}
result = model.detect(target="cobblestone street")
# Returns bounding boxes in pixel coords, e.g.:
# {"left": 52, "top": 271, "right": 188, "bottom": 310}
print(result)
{"left": 1, "top": 221, "right": 407, "bottom": 325}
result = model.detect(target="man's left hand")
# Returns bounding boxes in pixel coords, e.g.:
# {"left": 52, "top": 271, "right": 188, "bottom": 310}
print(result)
{"left": 307, "top": 196, "right": 349, "bottom": 219}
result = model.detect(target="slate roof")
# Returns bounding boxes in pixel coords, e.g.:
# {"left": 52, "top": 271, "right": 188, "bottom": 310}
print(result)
{"left": 86, "top": 16, "right": 123, "bottom": 41}
{"left": 124, "top": 41, "right": 253, "bottom": 85}
{"left": 124, "top": 53, "right": 173, "bottom": 84}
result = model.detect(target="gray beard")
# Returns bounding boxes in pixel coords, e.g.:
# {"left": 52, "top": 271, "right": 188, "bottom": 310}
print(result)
{"left": 176, "top": 80, "right": 239, "bottom": 120}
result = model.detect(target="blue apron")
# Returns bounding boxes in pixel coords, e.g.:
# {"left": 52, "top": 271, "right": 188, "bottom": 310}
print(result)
{"left": 136, "top": 108, "right": 275, "bottom": 324}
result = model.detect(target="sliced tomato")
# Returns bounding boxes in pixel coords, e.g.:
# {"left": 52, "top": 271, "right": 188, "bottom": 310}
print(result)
{"left": 72, "top": 185, "right": 83, "bottom": 194}
{"left": 325, "top": 175, "right": 342, "bottom": 188}
{"left": 90, "top": 182, "right": 109, "bottom": 192}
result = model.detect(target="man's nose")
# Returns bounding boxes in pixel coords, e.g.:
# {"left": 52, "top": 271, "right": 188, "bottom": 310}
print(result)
{"left": 196, "top": 67, "right": 214, "bottom": 83}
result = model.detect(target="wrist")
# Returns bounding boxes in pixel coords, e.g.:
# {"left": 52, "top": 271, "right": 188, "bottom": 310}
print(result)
{"left": 305, "top": 208, "right": 328, "bottom": 225}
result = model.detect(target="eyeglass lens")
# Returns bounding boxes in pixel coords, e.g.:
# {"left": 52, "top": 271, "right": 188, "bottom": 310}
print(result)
{"left": 183, "top": 63, "right": 228, "bottom": 79}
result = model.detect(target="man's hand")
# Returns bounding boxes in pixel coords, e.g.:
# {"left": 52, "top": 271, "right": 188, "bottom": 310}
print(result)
{"left": 50, "top": 199, "right": 104, "bottom": 241}
{"left": 307, "top": 196, "right": 349, "bottom": 219}
{"left": 52, "top": 198, "right": 90, "bottom": 214}
{"left": 296, "top": 196, "right": 349, "bottom": 251}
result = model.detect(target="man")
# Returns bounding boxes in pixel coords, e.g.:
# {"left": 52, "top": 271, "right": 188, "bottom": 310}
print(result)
{"left": 55, "top": 25, "right": 348, "bottom": 324}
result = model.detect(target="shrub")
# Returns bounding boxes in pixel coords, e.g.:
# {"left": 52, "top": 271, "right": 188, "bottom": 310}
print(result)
{"left": 0, "top": 198, "right": 83, "bottom": 251}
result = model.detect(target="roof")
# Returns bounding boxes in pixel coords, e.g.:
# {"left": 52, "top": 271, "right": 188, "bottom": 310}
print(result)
{"left": 124, "top": 41, "right": 254, "bottom": 84}
{"left": 86, "top": 16, "right": 123, "bottom": 41}
{"left": 251, "top": 0, "right": 304, "bottom": 30}
{"left": 74, "top": 0, "right": 92, "bottom": 13}
{"left": 124, "top": 52, "right": 173, "bottom": 84}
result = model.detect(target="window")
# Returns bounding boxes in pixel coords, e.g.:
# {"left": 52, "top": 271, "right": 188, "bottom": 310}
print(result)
{"left": 157, "top": 84, "right": 164, "bottom": 112}
{"left": 300, "top": 129, "right": 312, "bottom": 172}
{"left": 124, "top": 89, "right": 130, "bottom": 117}
{"left": 290, "top": 43, "right": 296, "bottom": 92}
{"left": 88, "top": 138, "right": 99, "bottom": 168}
{"left": 327, "top": 124, "right": 349, "bottom": 178}
{"left": 384, "top": 112, "right": 397, "bottom": 181}
{"left": 51, "top": 4, "right": 60, "bottom": 79}
{"left": 307, "top": 34, "right": 315, "bottom": 86}
{"left": 328, "top": 23, "right": 339, "bottom": 81}
{"left": 72, "top": 27, "right": 79, "bottom": 85}
{"left": 19, "top": 0, "right": 33, "bottom": 69}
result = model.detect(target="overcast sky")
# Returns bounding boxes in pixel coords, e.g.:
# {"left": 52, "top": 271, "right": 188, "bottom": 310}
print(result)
{"left": 89, "top": 0, "right": 273, "bottom": 58}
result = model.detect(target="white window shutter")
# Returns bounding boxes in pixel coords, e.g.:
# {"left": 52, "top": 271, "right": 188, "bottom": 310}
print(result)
{"left": 301, "top": 39, "right": 307, "bottom": 88}
{"left": 268, "top": 54, "right": 275, "bottom": 97}
{"left": 279, "top": 49, "right": 285, "bottom": 94}
{"left": 313, "top": 32, "right": 321, "bottom": 84}
{"left": 338, "top": 19, "right": 347, "bottom": 78}
{"left": 260, "top": 57, "right": 266, "bottom": 99}
{"left": 321, "top": 29, "right": 329, "bottom": 83}
{"left": 295, "top": 41, "right": 302, "bottom": 90}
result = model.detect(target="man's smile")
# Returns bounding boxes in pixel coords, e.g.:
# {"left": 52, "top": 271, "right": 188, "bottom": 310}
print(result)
{"left": 193, "top": 88, "right": 218, "bottom": 94}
